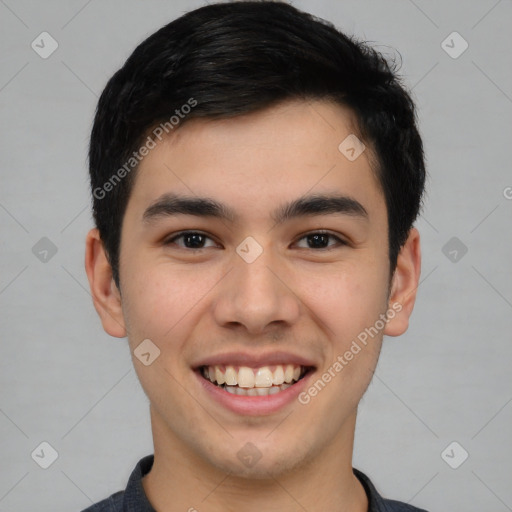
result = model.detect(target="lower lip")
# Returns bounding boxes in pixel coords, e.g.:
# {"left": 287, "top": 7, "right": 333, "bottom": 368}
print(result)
{"left": 195, "top": 369, "right": 314, "bottom": 416}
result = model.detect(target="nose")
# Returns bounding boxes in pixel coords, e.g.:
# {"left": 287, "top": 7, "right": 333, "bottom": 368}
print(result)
{"left": 212, "top": 244, "right": 301, "bottom": 336}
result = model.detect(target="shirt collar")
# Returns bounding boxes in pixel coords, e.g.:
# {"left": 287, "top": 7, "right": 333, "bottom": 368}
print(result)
{"left": 122, "top": 454, "right": 156, "bottom": 511}
{"left": 353, "top": 468, "right": 390, "bottom": 512}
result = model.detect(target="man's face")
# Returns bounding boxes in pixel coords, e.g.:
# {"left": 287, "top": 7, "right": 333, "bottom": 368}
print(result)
{"left": 113, "top": 100, "right": 396, "bottom": 476}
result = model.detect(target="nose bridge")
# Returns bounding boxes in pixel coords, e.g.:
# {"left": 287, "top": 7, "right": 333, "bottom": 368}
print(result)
{"left": 213, "top": 240, "right": 300, "bottom": 333}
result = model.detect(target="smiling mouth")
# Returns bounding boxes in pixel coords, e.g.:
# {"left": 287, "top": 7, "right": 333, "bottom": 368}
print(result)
{"left": 199, "top": 364, "right": 313, "bottom": 396}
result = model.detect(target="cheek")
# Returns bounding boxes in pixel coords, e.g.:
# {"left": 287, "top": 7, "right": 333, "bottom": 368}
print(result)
{"left": 296, "top": 266, "right": 388, "bottom": 418}
{"left": 305, "top": 261, "right": 389, "bottom": 340}
{"left": 121, "top": 261, "right": 219, "bottom": 345}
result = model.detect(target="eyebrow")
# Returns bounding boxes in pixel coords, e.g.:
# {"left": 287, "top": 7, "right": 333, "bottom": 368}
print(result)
{"left": 142, "top": 192, "right": 368, "bottom": 225}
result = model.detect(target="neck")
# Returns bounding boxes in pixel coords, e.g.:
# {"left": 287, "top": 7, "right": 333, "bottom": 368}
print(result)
{"left": 142, "top": 406, "right": 368, "bottom": 512}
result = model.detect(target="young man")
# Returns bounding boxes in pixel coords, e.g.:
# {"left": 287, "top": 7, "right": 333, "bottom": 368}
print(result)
{"left": 83, "top": 1, "right": 427, "bottom": 510}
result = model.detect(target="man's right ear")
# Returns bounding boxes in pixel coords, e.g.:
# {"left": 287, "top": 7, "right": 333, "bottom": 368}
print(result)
{"left": 84, "top": 228, "right": 127, "bottom": 338}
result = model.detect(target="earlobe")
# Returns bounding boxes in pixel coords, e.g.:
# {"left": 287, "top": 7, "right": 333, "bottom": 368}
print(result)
{"left": 384, "top": 227, "right": 421, "bottom": 337}
{"left": 84, "top": 228, "right": 127, "bottom": 338}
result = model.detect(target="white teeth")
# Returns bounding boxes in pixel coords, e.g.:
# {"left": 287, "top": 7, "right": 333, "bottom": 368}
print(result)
{"left": 215, "top": 367, "right": 225, "bottom": 385}
{"left": 203, "top": 363, "right": 308, "bottom": 391}
{"left": 284, "top": 364, "right": 294, "bottom": 383}
{"left": 222, "top": 383, "right": 293, "bottom": 396}
{"left": 224, "top": 365, "right": 237, "bottom": 385}
{"left": 272, "top": 365, "right": 285, "bottom": 385}
{"left": 255, "top": 367, "right": 273, "bottom": 388}
{"left": 238, "top": 367, "right": 255, "bottom": 388}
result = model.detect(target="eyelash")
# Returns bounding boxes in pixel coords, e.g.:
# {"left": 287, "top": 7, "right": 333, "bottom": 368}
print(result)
{"left": 164, "top": 230, "right": 347, "bottom": 251}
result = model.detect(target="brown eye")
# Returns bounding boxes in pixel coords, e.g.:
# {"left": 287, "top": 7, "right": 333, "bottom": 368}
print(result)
{"left": 295, "top": 231, "right": 346, "bottom": 250}
{"left": 165, "top": 231, "right": 217, "bottom": 249}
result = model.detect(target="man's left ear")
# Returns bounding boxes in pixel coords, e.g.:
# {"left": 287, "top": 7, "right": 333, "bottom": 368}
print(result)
{"left": 384, "top": 227, "right": 422, "bottom": 337}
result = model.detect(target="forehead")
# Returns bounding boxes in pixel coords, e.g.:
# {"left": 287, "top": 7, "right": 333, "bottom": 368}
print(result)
{"left": 126, "top": 99, "right": 385, "bottom": 225}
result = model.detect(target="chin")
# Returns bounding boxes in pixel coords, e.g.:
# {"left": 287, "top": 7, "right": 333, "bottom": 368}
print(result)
{"left": 205, "top": 442, "right": 312, "bottom": 480}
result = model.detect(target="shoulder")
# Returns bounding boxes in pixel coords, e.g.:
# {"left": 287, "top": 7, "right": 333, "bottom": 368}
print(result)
{"left": 79, "top": 490, "right": 124, "bottom": 512}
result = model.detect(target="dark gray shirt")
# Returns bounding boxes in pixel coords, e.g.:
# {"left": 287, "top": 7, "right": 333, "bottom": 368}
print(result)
{"left": 81, "top": 454, "right": 429, "bottom": 512}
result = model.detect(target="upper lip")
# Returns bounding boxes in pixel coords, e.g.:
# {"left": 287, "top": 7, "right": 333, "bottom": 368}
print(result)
{"left": 192, "top": 350, "right": 317, "bottom": 369}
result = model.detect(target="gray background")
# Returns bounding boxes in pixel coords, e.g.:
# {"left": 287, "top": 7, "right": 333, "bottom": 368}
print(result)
{"left": 1, "top": 0, "right": 511, "bottom": 510}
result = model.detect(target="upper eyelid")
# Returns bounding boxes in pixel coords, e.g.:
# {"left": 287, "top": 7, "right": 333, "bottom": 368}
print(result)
{"left": 165, "top": 230, "right": 346, "bottom": 247}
